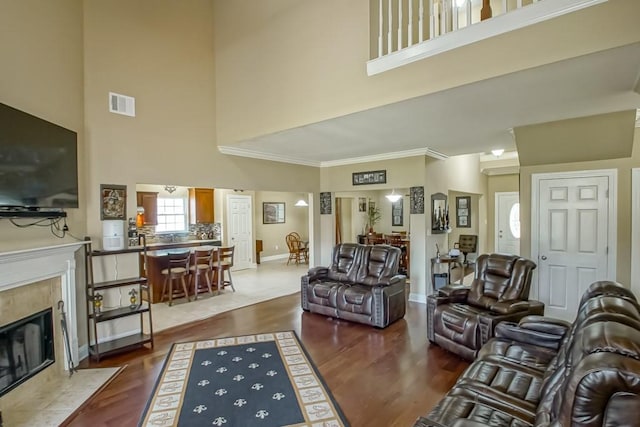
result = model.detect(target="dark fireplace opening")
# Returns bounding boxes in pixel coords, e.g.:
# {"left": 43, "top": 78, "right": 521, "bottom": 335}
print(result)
{"left": 0, "top": 308, "right": 54, "bottom": 398}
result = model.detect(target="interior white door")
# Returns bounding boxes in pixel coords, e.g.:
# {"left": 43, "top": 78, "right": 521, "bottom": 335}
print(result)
{"left": 496, "top": 192, "right": 520, "bottom": 255}
{"left": 536, "top": 176, "right": 610, "bottom": 321}
{"left": 227, "top": 194, "right": 253, "bottom": 270}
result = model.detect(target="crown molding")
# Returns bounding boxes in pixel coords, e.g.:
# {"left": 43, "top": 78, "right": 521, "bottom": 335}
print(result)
{"left": 218, "top": 146, "right": 449, "bottom": 168}
{"left": 218, "top": 146, "right": 321, "bottom": 167}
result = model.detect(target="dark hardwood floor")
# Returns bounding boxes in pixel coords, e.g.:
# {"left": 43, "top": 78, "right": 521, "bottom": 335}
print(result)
{"left": 70, "top": 295, "right": 468, "bottom": 427}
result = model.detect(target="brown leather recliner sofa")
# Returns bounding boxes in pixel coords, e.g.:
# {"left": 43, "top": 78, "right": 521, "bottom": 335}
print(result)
{"left": 415, "top": 280, "right": 640, "bottom": 427}
{"left": 428, "top": 253, "right": 544, "bottom": 360}
{"left": 301, "top": 243, "right": 406, "bottom": 328}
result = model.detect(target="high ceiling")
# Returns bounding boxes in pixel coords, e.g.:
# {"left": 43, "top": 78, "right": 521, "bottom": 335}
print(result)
{"left": 219, "top": 42, "right": 640, "bottom": 167}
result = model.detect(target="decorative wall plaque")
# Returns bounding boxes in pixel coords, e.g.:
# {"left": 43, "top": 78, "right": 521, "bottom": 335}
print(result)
{"left": 320, "top": 192, "right": 332, "bottom": 214}
{"left": 410, "top": 186, "right": 424, "bottom": 214}
{"left": 352, "top": 170, "right": 387, "bottom": 186}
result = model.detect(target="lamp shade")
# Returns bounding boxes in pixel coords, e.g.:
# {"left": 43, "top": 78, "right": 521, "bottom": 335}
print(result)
{"left": 295, "top": 199, "right": 309, "bottom": 207}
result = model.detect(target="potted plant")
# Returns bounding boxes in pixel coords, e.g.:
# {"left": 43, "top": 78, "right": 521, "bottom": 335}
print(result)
{"left": 366, "top": 205, "right": 382, "bottom": 233}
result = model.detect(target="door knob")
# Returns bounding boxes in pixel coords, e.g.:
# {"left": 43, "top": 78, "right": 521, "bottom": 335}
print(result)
{"left": 541, "top": 255, "right": 547, "bottom": 260}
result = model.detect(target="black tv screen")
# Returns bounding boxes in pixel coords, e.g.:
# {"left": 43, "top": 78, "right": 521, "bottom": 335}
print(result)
{"left": 0, "top": 102, "right": 78, "bottom": 209}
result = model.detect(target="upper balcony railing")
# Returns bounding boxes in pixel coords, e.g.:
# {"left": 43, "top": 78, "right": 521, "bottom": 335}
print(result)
{"left": 367, "top": 0, "right": 607, "bottom": 75}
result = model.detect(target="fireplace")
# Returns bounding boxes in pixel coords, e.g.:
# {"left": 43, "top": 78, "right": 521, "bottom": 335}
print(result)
{"left": 0, "top": 308, "right": 55, "bottom": 397}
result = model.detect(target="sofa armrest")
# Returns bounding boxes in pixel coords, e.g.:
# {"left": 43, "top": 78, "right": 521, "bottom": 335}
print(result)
{"left": 494, "top": 321, "right": 566, "bottom": 350}
{"left": 306, "top": 266, "right": 329, "bottom": 282}
{"left": 489, "top": 300, "right": 534, "bottom": 315}
{"left": 438, "top": 284, "right": 470, "bottom": 299}
{"left": 376, "top": 274, "right": 406, "bottom": 286}
{"left": 518, "top": 315, "right": 571, "bottom": 337}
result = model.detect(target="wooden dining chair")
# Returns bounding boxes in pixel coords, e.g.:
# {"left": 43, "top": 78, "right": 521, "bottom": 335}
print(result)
{"left": 190, "top": 248, "right": 214, "bottom": 299}
{"left": 286, "top": 233, "right": 307, "bottom": 265}
{"left": 213, "top": 246, "right": 235, "bottom": 292}
{"left": 160, "top": 251, "right": 191, "bottom": 306}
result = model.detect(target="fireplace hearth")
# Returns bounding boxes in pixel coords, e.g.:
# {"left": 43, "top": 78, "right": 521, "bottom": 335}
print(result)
{"left": 0, "top": 308, "right": 54, "bottom": 397}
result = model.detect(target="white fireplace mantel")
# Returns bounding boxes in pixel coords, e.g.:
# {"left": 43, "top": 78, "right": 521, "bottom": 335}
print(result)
{"left": 0, "top": 241, "right": 88, "bottom": 369}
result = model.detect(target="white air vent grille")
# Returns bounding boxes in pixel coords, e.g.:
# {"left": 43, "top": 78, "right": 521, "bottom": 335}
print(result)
{"left": 109, "top": 92, "right": 135, "bottom": 117}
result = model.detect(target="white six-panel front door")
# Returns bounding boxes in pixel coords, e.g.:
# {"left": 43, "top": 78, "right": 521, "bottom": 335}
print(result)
{"left": 536, "top": 175, "right": 610, "bottom": 321}
{"left": 496, "top": 192, "right": 520, "bottom": 255}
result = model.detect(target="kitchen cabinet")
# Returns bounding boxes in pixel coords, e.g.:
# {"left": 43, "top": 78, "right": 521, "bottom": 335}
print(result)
{"left": 189, "top": 188, "right": 214, "bottom": 224}
{"left": 136, "top": 191, "right": 158, "bottom": 225}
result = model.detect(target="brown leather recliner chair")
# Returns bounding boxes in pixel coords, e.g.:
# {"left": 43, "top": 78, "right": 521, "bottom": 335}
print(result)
{"left": 427, "top": 253, "right": 544, "bottom": 360}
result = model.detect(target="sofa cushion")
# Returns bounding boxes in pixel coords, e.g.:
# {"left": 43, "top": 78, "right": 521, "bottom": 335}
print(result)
{"left": 354, "top": 245, "right": 400, "bottom": 286}
{"left": 337, "top": 284, "right": 373, "bottom": 315}
{"left": 306, "top": 281, "right": 342, "bottom": 308}
{"left": 326, "top": 243, "right": 360, "bottom": 283}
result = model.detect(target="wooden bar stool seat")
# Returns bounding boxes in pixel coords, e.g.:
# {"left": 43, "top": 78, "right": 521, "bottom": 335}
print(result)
{"left": 190, "top": 248, "right": 214, "bottom": 299}
{"left": 160, "top": 251, "right": 191, "bottom": 306}
{"left": 213, "top": 246, "right": 235, "bottom": 292}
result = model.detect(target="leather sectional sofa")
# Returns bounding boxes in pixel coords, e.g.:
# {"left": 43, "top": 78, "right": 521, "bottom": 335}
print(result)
{"left": 301, "top": 243, "right": 406, "bottom": 328}
{"left": 415, "top": 280, "right": 640, "bottom": 427}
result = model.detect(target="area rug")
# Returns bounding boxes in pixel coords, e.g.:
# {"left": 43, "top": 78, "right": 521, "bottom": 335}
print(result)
{"left": 139, "top": 331, "right": 349, "bottom": 427}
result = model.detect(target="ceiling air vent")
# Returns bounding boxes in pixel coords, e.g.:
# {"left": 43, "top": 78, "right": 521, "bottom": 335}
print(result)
{"left": 109, "top": 92, "right": 135, "bottom": 117}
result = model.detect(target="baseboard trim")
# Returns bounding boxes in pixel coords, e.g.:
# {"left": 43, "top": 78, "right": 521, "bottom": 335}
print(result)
{"left": 409, "top": 293, "right": 426, "bottom": 304}
{"left": 261, "top": 253, "right": 290, "bottom": 262}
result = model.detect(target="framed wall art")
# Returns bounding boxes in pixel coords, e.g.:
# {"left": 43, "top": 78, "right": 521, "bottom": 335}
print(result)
{"left": 456, "top": 196, "right": 471, "bottom": 228}
{"left": 352, "top": 170, "right": 386, "bottom": 186}
{"left": 358, "top": 197, "right": 367, "bottom": 212}
{"left": 100, "top": 184, "right": 127, "bottom": 220}
{"left": 263, "top": 202, "right": 285, "bottom": 224}
{"left": 410, "top": 186, "right": 425, "bottom": 214}
{"left": 392, "top": 199, "right": 403, "bottom": 226}
{"left": 320, "top": 192, "right": 332, "bottom": 214}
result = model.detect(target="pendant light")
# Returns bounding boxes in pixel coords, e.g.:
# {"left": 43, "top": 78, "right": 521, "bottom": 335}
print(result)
{"left": 295, "top": 196, "right": 309, "bottom": 207}
{"left": 385, "top": 189, "right": 402, "bottom": 203}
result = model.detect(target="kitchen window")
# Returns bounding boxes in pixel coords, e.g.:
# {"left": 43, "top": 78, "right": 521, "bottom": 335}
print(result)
{"left": 156, "top": 197, "right": 187, "bottom": 232}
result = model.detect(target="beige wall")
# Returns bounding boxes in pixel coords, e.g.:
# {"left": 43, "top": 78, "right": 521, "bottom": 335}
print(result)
{"left": 0, "top": 0, "right": 86, "bottom": 252}
{"left": 83, "top": 0, "right": 320, "bottom": 245}
{"left": 213, "top": 0, "right": 640, "bottom": 146}
{"left": 254, "top": 191, "right": 310, "bottom": 258}
{"left": 520, "top": 129, "right": 640, "bottom": 288}
{"left": 486, "top": 174, "right": 520, "bottom": 252}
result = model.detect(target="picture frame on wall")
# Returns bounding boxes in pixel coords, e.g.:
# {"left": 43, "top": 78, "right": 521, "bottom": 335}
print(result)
{"left": 456, "top": 196, "right": 471, "bottom": 228}
{"left": 358, "top": 197, "right": 367, "bottom": 212}
{"left": 320, "top": 192, "right": 332, "bottom": 214}
{"left": 410, "top": 186, "right": 424, "bottom": 214}
{"left": 263, "top": 202, "right": 285, "bottom": 224}
{"left": 392, "top": 199, "right": 403, "bottom": 226}
{"left": 100, "top": 184, "right": 127, "bottom": 220}
{"left": 352, "top": 170, "right": 386, "bottom": 186}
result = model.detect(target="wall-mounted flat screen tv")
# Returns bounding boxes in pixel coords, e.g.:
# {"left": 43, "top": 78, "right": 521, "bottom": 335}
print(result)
{"left": 0, "top": 102, "right": 78, "bottom": 209}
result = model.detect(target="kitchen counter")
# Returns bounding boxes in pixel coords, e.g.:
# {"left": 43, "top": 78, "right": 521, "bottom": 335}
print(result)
{"left": 141, "top": 242, "right": 221, "bottom": 303}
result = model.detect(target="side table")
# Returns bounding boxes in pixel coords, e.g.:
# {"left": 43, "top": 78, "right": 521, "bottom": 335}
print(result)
{"left": 430, "top": 255, "right": 463, "bottom": 293}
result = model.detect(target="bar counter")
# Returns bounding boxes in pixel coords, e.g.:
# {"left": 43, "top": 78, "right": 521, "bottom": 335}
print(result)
{"left": 141, "top": 242, "right": 221, "bottom": 303}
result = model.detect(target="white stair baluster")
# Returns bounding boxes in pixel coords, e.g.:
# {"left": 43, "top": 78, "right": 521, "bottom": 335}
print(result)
{"left": 517, "top": 0, "right": 523, "bottom": 8}
{"left": 398, "top": 0, "right": 403, "bottom": 50}
{"left": 408, "top": 0, "right": 413, "bottom": 46}
{"left": 378, "top": 0, "right": 384, "bottom": 57}
{"left": 453, "top": 0, "right": 459, "bottom": 30}
{"left": 466, "top": 0, "right": 472, "bottom": 27}
{"left": 503, "top": 0, "right": 507, "bottom": 14}
{"left": 388, "top": 0, "right": 393, "bottom": 53}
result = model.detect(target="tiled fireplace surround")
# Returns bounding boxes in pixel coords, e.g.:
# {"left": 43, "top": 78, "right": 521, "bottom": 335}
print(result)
{"left": 0, "top": 242, "right": 84, "bottom": 413}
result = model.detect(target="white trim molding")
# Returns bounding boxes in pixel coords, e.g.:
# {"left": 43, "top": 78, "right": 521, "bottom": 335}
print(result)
{"left": 367, "top": 0, "right": 608, "bottom": 76}
{"left": 631, "top": 169, "right": 640, "bottom": 296}
{"left": 218, "top": 145, "right": 448, "bottom": 168}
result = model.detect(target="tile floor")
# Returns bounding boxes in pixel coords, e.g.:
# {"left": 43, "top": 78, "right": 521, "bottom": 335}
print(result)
{"left": 4, "top": 367, "right": 121, "bottom": 427}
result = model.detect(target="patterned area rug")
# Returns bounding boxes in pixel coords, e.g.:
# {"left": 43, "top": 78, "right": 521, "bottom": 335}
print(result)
{"left": 139, "top": 331, "right": 349, "bottom": 427}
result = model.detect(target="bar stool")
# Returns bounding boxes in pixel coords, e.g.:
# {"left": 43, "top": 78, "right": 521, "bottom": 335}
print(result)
{"left": 160, "top": 251, "right": 191, "bottom": 306}
{"left": 190, "top": 248, "right": 214, "bottom": 299}
{"left": 213, "top": 246, "right": 235, "bottom": 292}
